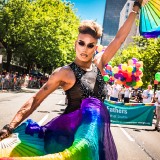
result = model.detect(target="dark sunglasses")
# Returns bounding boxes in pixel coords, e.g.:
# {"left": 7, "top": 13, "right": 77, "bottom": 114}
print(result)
{"left": 77, "top": 41, "right": 95, "bottom": 49}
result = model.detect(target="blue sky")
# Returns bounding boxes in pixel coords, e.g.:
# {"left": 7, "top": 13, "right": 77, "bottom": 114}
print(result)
{"left": 66, "top": 0, "right": 106, "bottom": 26}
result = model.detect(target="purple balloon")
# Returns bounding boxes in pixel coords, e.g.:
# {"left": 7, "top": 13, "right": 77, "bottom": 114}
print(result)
{"left": 118, "top": 64, "right": 122, "bottom": 70}
{"left": 131, "top": 75, "right": 136, "bottom": 81}
{"left": 119, "top": 73, "right": 124, "bottom": 79}
{"left": 132, "top": 58, "right": 138, "bottom": 64}
{"left": 114, "top": 73, "right": 119, "bottom": 79}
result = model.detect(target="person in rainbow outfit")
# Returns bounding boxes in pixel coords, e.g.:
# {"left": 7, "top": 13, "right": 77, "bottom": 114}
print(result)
{"left": 0, "top": 1, "right": 143, "bottom": 159}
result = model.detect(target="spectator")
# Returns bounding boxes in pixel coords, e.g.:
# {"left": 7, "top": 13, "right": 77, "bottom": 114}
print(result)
{"left": 105, "top": 82, "right": 112, "bottom": 100}
{"left": 1, "top": 75, "right": 5, "bottom": 91}
{"left": 137, "top": 90, "right": 143, "bottom": 103}
{"left": 119, "top": 86, "right": 125, "bottom": 102}
{"left": 154, "top": 90, "right": 160, "bottom": 131}
{"left": 142, "top": 85, "right": 154, "bottom": 103}
{"left": 110, "top": 81, "right": 121, "bottom": 102}
{"left": 124, "top": 87, "right": 132, "bottom": 103}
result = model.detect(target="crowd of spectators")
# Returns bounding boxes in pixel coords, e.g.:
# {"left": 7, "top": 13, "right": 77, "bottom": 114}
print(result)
{"left": 105, "top": 82, "right": 155, "bottom": 104}
{"left": 0, "top": 71, "right": 49, "bottom": 91}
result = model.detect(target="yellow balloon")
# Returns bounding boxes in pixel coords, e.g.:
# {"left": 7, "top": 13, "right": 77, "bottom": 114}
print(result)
{"left": 112, "top": 66, "right": 119, "bottom": 74}
{"left": 136, "top": 80, "right": 143, "bottom": 87}
{"left": 127, "top": 66, "right": 133, "bottom": 72}
{"left": 128, "top": 59, "right": 134, "bottom": 66}
{"left": 97, "top": 45, "right": 103, "bottom": 53}
{"left": 133, "top": 86, "right": 139, "bottom": 89}
{"left": 121, "top": 64, "right": 127, "bottom": 71}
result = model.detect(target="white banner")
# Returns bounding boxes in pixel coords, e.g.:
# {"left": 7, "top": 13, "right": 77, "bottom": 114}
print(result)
{"left": 0, "top": 55, "right": 2, "bottom": 64}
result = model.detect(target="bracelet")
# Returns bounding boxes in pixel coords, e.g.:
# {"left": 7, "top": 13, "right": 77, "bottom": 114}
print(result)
{"left": 131, "top": 10, "right": 139, "bottom": 15}
{"left": 3, "top": 124, "right": 14, "bottom": 134}
{"left": 133, "top": 1, "right": 141, "bottom": 9}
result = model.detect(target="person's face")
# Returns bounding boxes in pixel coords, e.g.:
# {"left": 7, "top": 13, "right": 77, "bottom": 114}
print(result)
{"left": 148, "top": 85, "right": 152, "bottom": 90}
{"left": 75, "top": 33, "right": 97, "bottom": 62}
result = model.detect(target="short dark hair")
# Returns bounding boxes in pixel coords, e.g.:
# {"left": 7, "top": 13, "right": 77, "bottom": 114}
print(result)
{"left": 78, "top": 20, "right": 103, "bottom": 39}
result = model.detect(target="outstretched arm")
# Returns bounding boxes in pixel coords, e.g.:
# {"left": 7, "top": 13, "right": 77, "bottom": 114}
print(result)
{"left": 98, "top": 1, "right": 143, "bottom": 69}
{"left": 0, "top": 67, "right": 66, "bottom": 140}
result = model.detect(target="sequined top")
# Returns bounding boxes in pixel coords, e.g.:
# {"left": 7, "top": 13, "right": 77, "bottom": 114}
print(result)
{"left": 64, "top": 62, "right": 106, "bottom": 114}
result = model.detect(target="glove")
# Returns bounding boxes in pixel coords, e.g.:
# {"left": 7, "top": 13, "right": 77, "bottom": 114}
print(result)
{"left": 0, "top": 124, "right": 13, "bottom": 141}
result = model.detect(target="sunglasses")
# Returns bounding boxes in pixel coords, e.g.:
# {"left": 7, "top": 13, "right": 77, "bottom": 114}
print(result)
{"left": 77, "top": 41, "right": 95, "bottom": 49}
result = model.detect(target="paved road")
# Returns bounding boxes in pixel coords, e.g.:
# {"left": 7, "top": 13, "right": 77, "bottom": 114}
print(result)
{"left": 0, "top": 89, "right": 160, "bottom": 160}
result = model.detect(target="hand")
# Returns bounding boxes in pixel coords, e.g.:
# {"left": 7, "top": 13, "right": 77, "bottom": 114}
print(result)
{"left": 137, "top": 0, "right": 143, "bottom": 5}
{"left": 134, "top": 0, "right": 148, "bottom": 8}
{"left": 0, "top": 128, "right": 10, "bottom": 141}
{"left": 138, "top": 0, "right": 148, "bottom": 6}
{"left": 0, "top": 124, "right": 13, "bottom": 141}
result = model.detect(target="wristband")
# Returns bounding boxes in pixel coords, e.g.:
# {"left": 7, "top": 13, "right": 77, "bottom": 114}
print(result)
{"left": 131, "top": 10, "right": 139, "bottom": 14}
{"left": 3, "top": 124, "right": 14, "bottom": 134}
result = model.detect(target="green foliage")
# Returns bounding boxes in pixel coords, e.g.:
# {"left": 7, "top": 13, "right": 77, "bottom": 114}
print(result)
{"left": 111, "top": 36, "right": 160, "bottom": 88}
{"left": 0, "top": 0, "right": 80, "bottom": 73}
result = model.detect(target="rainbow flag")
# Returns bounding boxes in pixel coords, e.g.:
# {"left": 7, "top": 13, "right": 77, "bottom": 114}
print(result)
{"left": 0, "top": 98, "right": 117, "bottom": 160}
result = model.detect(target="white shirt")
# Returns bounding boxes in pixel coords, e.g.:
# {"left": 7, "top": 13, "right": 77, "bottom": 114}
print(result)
{"left": 124, "top": 88, "right": 131, "bottom": 98}
{"left": 142, "top": 89, "right": 153, "bottom": 103}
{"left": 107, "top": 84, "right": 112, "bottom": 96}
{"left": 110, "top": 84, "right": 121, "bottom": 98}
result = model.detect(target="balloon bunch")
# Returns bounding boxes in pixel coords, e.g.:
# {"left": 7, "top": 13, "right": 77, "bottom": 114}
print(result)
{"left": 103, "top": 63, "right": 114, "bottom": 84}
{"left": 112, "top": 58, "right": 144, "bottom": 89}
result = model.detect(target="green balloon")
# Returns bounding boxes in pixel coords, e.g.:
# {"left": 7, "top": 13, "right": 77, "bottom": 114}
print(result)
{"left": 139, "top": 67, "right": 144, "bottom": 72}
{"left": 103, "top": 75, "right": 110, "bottom": 82}
{"left": 132, "top": 81, "right": 137, "bottom": 86}
{"left": 155, "top": 72, "right": 160, "bottom": 82}
{"left": 126, "top": 82, "right": 132, "bottom": 86}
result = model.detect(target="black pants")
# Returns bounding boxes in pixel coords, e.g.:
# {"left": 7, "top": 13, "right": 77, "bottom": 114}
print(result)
{"left": 124, "top": 97, "right": 129, "bottom": 103}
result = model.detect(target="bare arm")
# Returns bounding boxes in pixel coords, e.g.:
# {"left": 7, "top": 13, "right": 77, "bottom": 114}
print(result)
{"left": 154, "top": 95, "right": 160, "bottom": 104}
{"left": 97, "top": 5, "right": 141, "bottom": 69}
{"left": 9, "top": 67, "right": 66, "bottom": 129}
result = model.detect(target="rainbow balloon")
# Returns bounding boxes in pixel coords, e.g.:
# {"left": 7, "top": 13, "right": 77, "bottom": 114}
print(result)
{"left": 0, "top": 98, "right": 117, "bottom": 160}
{"left": 140, "top": 0, "right": 160, "bottom": 38}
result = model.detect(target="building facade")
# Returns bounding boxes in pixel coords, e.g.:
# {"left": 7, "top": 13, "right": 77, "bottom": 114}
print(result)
{"left": 101, "top": 0, "right": 127, "bottom": 46}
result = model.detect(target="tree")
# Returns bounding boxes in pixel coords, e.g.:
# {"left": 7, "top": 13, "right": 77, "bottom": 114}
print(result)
{"left": 0, "top": 0, "right": 80, "bottom": 73}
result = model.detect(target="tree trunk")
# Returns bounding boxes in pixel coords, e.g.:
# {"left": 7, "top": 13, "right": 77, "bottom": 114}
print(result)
{"left": 6, "top": 50, "right": 12, "bottom": 72}
{"left": 27, "top": 63, "right": 30, "bottom": 73}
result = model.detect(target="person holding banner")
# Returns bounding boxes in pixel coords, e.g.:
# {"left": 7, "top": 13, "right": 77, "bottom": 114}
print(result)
{"left": 124, "top": 87, "right": 132, "bottom": 103}
{"left": 110, "top": 81, "right": 121, "bottom": 102}
{"left": 154, "top": 90, "right": 160, "bottom": 131}
{"left": 0, "top": 0, "right": 144, "bottom": 159}
{"left": 142, "top": 85, "right": 154, "bottom": 103}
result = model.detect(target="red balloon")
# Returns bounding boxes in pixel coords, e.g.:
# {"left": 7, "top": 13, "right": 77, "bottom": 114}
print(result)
{"left": 126, "top": 76, "right": 132, "bottom": 82}
{"left": 106, "top": 65, "right": 112, "bottom": 70}
{"left": 135, "top": 62, "right": 141, "bottom": 68}
{"left": 123, "top": 71, "right": 128, "bottom": 78}
{"left": 135, "top": 70, "right": 142, "bottom": 77}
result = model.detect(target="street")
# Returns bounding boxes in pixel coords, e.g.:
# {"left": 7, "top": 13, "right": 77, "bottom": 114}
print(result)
{"left": 0, "top": 89, "right": 160, "bottom": 160}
